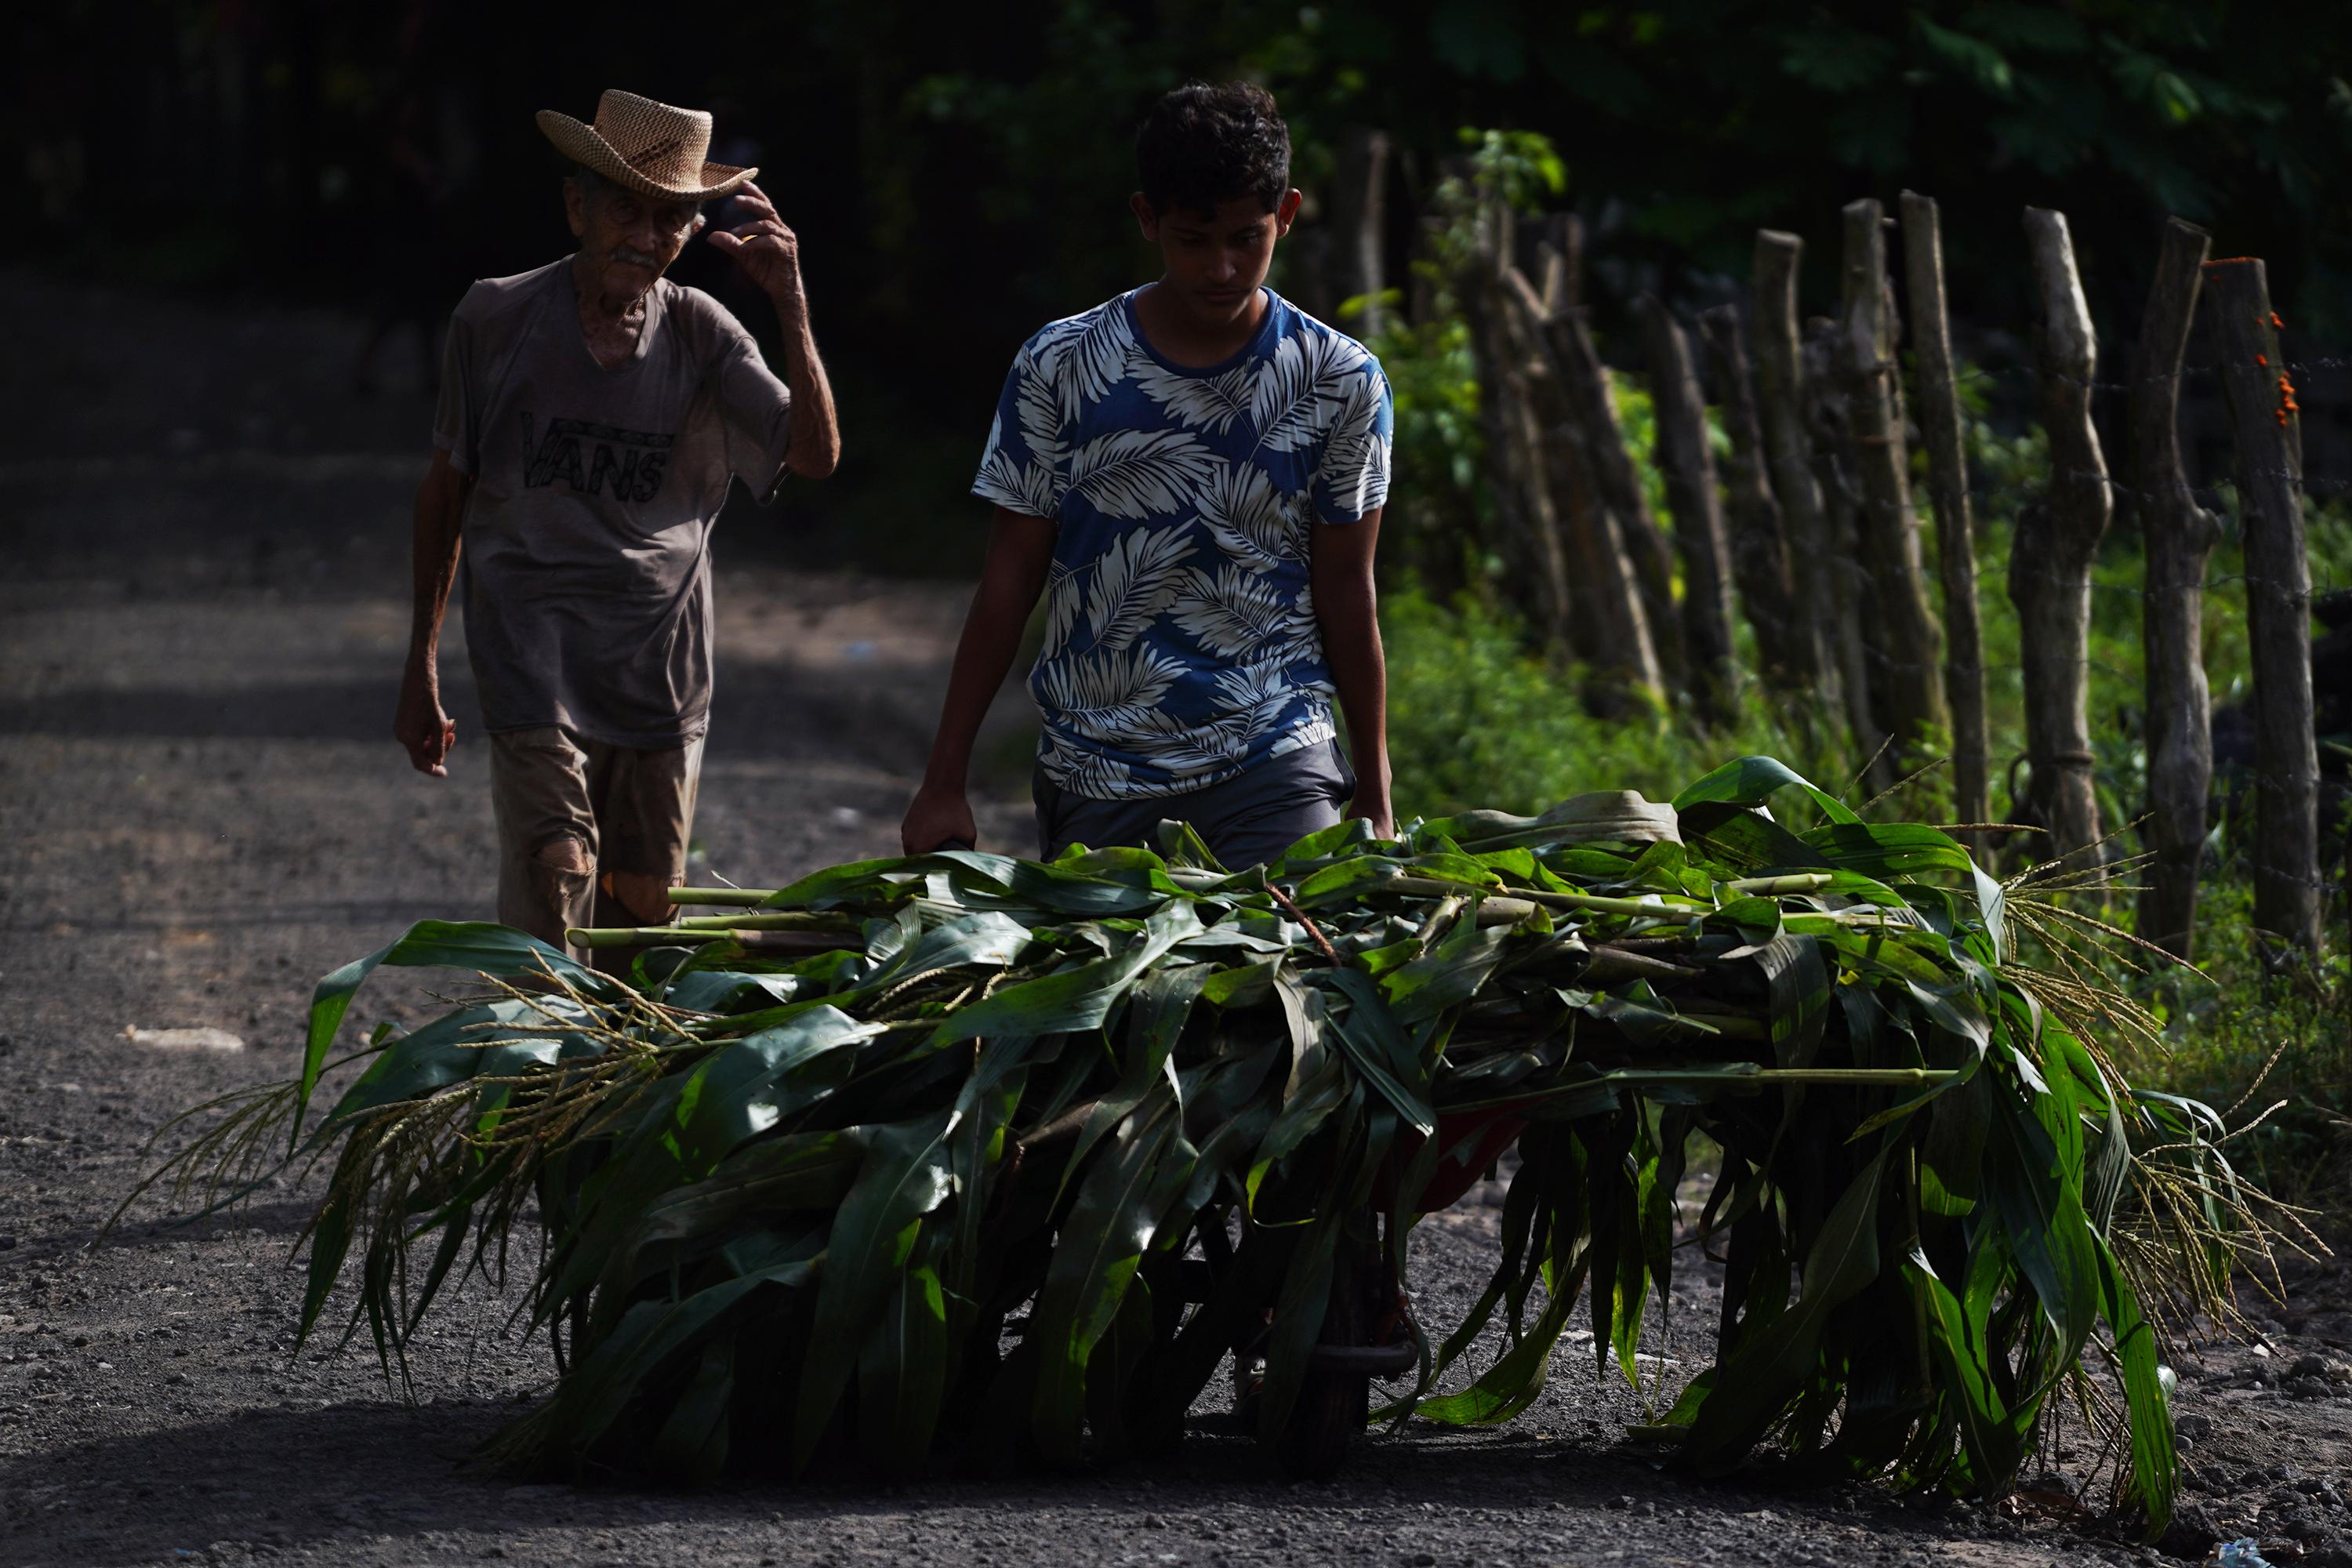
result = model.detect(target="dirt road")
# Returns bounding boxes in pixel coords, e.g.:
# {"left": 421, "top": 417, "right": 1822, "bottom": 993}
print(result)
{"left": 4, "top": 277, "right": 2350, "bottom": 1567}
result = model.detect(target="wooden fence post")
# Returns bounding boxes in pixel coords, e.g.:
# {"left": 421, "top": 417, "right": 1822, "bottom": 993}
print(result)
{"left": 1328, "top": 125, "right": 1389, "bottom": 335}
{"left": 1898, "top": 192, "right": 1991, "bottom": 844}
{"left": 1458, "top": 203, "right": 1575, "bottom": 651}
{"left": 2016, "top": 208, "right": 2111, "bottom": 887}
{"left": 1537, "top": 213, "right": 1583, "bottom": 315}
{"left": 1807, "top": 317, "right": 1890, "bottom": 784}
{"left": 2133, "top": 217, "right": 2217, "bottom": 960}
{"left": 1838, "top": 199, "right": 1948, "bottom": 766}
{"left": 1751, "top": 232, "right": 1839, "bottom": 713}
{"left": 2204, "top": 256, "right": 2325, "bottom": 965}
{"left": 1502, "top": 271, "right": 1664, "bottom": 707}
{"left": 1537, "top": 307, "right": 1690, "bottom": 691}
{"left": 1640, "top": 296, "right": 1741, "bottom": 724}
{"left": 1699, "top": 303, "right": 1806, "bottom": 687}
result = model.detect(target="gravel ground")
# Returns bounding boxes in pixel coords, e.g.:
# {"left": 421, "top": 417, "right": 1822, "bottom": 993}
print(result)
{"left": 4, "top": 274, "right": 2350, "bottom": 1567}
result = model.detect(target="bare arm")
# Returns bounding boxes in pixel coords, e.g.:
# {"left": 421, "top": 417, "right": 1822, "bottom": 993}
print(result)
{"left": 1310, "top": 507, "right": 1393, "bottom": 837}
{"left": 707, "top": 180, "right": 840, "bottom": 479}
{"left": 771, "top": 299, "right": 839, "bottom": 479}
{"left": 901, "top": 509, "right": 1060, "bottom": 852}
{"left": 394, "top": 448, "right": 473, "bottom": 777}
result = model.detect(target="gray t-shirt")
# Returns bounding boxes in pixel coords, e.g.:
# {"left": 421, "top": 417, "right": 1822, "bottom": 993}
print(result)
{"left": 434, "top": 258, "right": 792, "bottom": 748}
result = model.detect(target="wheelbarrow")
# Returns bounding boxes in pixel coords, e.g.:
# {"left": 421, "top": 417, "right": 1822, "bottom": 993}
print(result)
{"left": 1070, "top": 1100, "right": 1532, "bottom": 1481}
{"left": 586, "top": 882, "right": 1538, "bottom": 1479}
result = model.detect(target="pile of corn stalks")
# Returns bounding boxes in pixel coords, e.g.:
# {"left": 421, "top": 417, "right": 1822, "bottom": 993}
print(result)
{"left": 137, "top": 757, "right": 2282, "bottom": 1532}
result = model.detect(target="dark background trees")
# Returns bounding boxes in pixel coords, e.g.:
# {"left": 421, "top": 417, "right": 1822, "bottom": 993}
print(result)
{"left": 9, "top": 0, "right": 2347, "bottom": 1184}
{"left": 14, "top": 0, "right": 2350, "bottom": 561}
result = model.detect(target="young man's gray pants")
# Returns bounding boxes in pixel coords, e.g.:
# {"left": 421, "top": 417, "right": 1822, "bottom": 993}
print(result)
{"left": 1033, "top": 740, "right": 1356, "bottom": 869}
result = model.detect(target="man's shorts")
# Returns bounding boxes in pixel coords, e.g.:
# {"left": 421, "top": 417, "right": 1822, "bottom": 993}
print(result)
{"left": 1033, "top": 739, "right": 1356, "bottom": 869}
{"left": 488, "top": 728, "right": 703, "bottom": 966}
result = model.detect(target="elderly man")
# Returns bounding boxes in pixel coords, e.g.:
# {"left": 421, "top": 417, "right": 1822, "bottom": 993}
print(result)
{"left": 394, "top": 89, "right": 839, "bottom": 960}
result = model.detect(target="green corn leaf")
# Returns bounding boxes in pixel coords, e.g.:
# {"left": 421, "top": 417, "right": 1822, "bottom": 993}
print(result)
{"left": 2091, "top": 1231, "right": 2176, "bottom": 1535}
{"left": 541, "top": 1010, "right": 883, "bottom": 1317}
{"left": 673, "top": 1007, "right": 887, "bottom": 1163}
{"left": 927, "top": 902, "right": 1201, "bottom": 1044}
{"left": 1083, "top": 1272, "right": 1159, "bottom": 1457}
{"left": 1264, "top": 816, "right": 1379, "bottom": 871}
{"left": 583, "top": 1133, "right": 862, "bottom": 1326}
{"left": 1413, "top": 1279, "right": 1581, "bottom": 1425}
{"left": 857, "top": 1253, "right": 950, "bottom": 1475}
{"left": 1671, "top": 755, "right": 1862, "bottom": 825}
{"left": 755, "top": 856, "right": 915, "bottom": 910}
{"left": 1027, "top": 1088, "right": 1197, "bottom": 1464}
{"left": 793, "top": 1109, "right": 962, "bottom": 1472}
{"left": 1256, "top": 1213, "right": 1341, "bottom": 1440}
{"left": 1902, "top": 1247, "right": 2030, "bottom": 1487}
{"left": 659, "top": 968, "right": 807, "bottom": 1014}
{"left": 1613, "top": 1115, "right": 1668, "bottom": 1387}
{"left": 1290, "top": 853, "right": 1491, "bottom": 909}
{"left": 324, "top": 996, "right": 601, "bottom": 1126}
{"left": 854, "top": 911, "right": 1036, "bottom": 994}
{"left": 938, "top": 846, "right": 1183, "bottom": 914}
{"left": 495, "top": 1231, "right": 824, "bottom": 1465}
{"left": 1316, "top": 967, "right": 1436, "bottom": 1134}
{"left": 1258, "top": 1101, "right": 1396, "bottom": 1439}
{"left": 154, "top": 753, "right": 2266, "bottom": 1500}
{"left": 1686, "top": 1151, "right": 1887, "bottom": 1472}
{"left": 1752, "top": 932, "right": 1831, "bottom": 1067}
{"left": 1244, "top": 1020, "right": 1351, "bottom": 1220}
{"left": 1676, "top": 804, "right": 1830, "bottom": 873}
{"left": 1378, "top": 915, "right": 1512, "bottom": 1024}
{"left": 1054, "top": 964, "right": 1209, "bottom": 1210}
{"left": 298, "top": 921, "right": 618, "bottom": 1149}
{"left": 1417, "top": 791, "right": 1682, "bottom": 853}
{"left": 1985, "top": 1086, "right": 2101, "bottom": 1351}
{"left": 650, "top": 1336, "right": 737, "bottom": 1484}
{"left": 941, "top": 1054, "right": 1027, "bottom": 1350}
{"left": 1800, "top": 822, "right": 1977, "bottom": 879}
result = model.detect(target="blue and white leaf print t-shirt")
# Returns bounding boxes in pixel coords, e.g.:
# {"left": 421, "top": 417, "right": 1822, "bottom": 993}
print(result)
{"left": 972, "top": 287, "right": 1394, "bottom": 800}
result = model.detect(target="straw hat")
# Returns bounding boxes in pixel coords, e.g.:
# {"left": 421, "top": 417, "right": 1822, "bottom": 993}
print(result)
{"left": 535, "top": 89, "right": 757, "bottom": 201}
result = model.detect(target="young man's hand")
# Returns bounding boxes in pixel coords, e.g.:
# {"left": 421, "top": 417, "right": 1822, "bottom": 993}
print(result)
{"left": 902, "top": 510, "right": 1059, "bottom": 857}
{"left": 1309, "top": 507, "right": 1392, "bottom": 847}
{"left": 901, "top": 781, "right": 978, "bottom": 855}
{"left": 394, "top": 665, "right": 456, "bottom": 777}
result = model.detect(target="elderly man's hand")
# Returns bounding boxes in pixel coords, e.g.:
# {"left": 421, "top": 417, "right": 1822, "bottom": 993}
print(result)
{"left": 708, "top": 182, "right": 804, "bottom": 316}
{"left": 395, "top": 667, "right": 456, "bottom": 778}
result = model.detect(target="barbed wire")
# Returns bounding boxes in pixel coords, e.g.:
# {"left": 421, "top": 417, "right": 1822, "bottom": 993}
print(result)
{"left": 1947, "top": 354, "right": 2352, "bottom": 398}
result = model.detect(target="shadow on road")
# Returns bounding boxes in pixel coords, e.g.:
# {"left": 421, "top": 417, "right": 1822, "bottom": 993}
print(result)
{"left": 11, "top": 1396, "right": 1756, "bottom": 1568}
{"left": 0, "top": 681, "right": 481, "bottom": 746}
{"left": 0, "top": 661, "right": 943, "bottom": 768}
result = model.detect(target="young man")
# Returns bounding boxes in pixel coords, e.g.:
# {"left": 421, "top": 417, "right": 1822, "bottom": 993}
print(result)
{"left": 394, "top": 89, "right": 840, "bottom": 961}
{"left": 900, "top": 81, "right": 1394, "bottom": 867}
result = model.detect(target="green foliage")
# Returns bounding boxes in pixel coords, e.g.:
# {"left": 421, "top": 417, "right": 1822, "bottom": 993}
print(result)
{"left": 1362, "top": 305, "right": 1485, "bottom": 583}
{"left": 1385, "top": 356, "right": 2349, "bottom": 1207}
{"left": 1457, "top": 125, "right": 1567, "bottom": 212}
{"left": 840, "top": 0, "right": 2352, "bottom": 337}
{"left": 1383, "top": 589, "right": 1839, "bottom": 817}
{"left": 1359, "top": 125, "right": 1567, "bottom": 593}
{"left": 1605, "top": 366, "right": 1684, "bottom": 530}
{"left": 140, "top": 767, "right": 2278, "bottom": 1528}
{"left": 2117, "top": 887, "right": 2352, "bottom": 1209}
